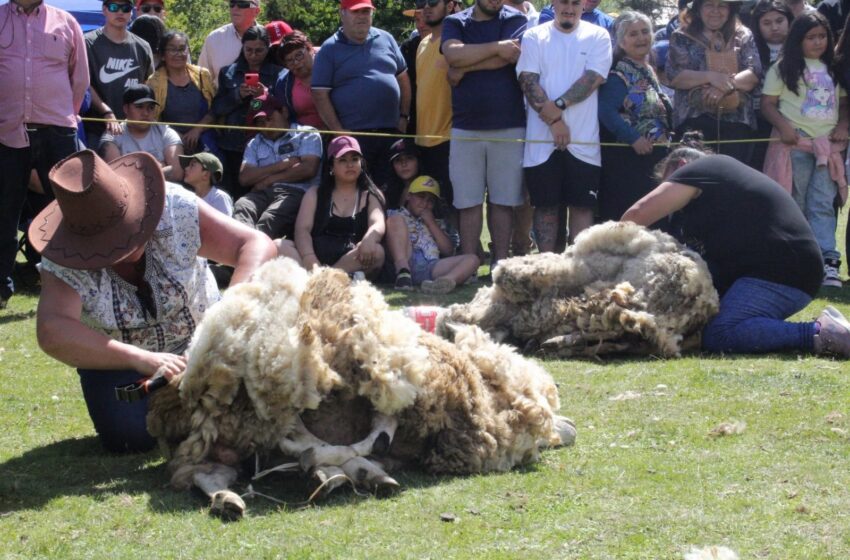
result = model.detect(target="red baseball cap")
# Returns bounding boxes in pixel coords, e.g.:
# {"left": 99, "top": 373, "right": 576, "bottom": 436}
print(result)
{"left": 327, "top": 136, "right": 363, "bottom": 159}
{"left": 340, "top": 0, "right": 375, "bottom": 10}
{"left": 265, "top": 20, "right": 293, "bottom": 46}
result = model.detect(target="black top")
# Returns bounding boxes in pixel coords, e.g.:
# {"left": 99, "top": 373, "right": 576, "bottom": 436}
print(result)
{"left": 667, "top": 155, "right": 823, "bottom": 297}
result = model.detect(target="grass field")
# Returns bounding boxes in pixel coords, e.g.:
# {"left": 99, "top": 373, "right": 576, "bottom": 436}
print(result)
{"left": 1, "top": 219, "right": 849, "bottom": 559}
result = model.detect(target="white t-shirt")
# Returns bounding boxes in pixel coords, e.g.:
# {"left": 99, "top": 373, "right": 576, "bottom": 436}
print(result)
{"left": 515, "top": 20, "right": 611, "bottom": 167}
{"left": 198, "top": 23, "right": 243, "bottom": 80}
{"left": 203, "top": 186, "right": 234, "bottom": 217}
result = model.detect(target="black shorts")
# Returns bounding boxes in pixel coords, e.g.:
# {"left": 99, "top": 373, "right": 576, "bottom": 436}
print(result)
{"left": 524, "top": 149, "right": 600, "bottom": 208}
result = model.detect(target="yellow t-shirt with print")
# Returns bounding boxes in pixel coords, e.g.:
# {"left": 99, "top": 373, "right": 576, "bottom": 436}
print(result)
{"left": 763, "top": 58, "right": 846, "bottom": 138}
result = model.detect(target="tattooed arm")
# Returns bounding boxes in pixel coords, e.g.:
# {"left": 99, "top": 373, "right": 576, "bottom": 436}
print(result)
{"left": 518, "top": 71, "right": 562, "bottom": 124}
{"left": 556, "top": 69, "right": 606, "bottom": 108}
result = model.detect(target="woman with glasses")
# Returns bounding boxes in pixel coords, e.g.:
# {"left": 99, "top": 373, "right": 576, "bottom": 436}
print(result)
{"left": 271, "top": 30, "right": 326, "bottom": 131}
{"left": 147, "top": 31, "right": 219, "bottom": 156}
{"left": 210, "top": 24, "right": 282, "bottom": 199}
{"left": 666, "top": 0, "right": 762, "bottom": 165}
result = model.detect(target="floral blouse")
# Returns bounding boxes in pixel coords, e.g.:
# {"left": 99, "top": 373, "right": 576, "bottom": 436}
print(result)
{"left": 41, "top": 185, "right": 220, "bottom": 353}
{"left": 665, "top": 26, "right": 763, "bottom": 129}
{"left": 600, "top": 58, "right": 673, "bottom": 144}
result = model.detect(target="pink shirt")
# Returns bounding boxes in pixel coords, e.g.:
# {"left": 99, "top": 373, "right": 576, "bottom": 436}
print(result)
{"left": 292, "top": 77, "right": 325, "bottom": 130}
{"left": 0, "top": 2, "right": 89, "bottom": 148}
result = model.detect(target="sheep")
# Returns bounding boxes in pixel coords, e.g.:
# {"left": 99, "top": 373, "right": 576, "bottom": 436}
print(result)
{"left": 147, "top": 258, "right": 575, "bottom": 519}
{"left": 438, "top": 221, "right": 719, "bottom": 358}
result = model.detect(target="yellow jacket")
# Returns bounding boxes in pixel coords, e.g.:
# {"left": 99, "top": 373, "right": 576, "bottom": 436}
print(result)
{"left": 147, "top": 64, "right": 217, "bottom": 122}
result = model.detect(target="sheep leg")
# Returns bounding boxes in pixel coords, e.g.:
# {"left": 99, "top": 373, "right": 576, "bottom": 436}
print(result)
{"left": 339, "top": 456, "right": 400, "bottom": 496}
{"left": 193, "top": 463, "right": 246, "bottom": 521}
{"left": 281, "top": 414, "right": 399, "bottom": 472}
{"left": 350, "top": 413, "right": 398, "bottom": 456}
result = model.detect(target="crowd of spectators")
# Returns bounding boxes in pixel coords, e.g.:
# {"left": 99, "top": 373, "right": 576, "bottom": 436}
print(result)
{"left": 5, "top": 0, "right": 850, "bottom": 311}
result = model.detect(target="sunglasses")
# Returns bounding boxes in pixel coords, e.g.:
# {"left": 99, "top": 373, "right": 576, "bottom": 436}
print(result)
{"left": 106, "top": 2, "right": 133, "bottom": 12}
{"left": 415, "top": 0, "right": 442, "bottom": 7}
{"left": 139, "top": 4, "right": 163, "bottom": 13}
{"left": 229, "top": 0, "right": 254, "bottom": 8}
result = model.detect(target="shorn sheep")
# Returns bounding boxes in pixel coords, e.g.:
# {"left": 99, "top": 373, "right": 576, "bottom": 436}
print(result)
{"left": 147, "top": 258, "right": 575, "bottom": 519}
{"left": 439, "top": 222, "right": 720, "bottom": 357}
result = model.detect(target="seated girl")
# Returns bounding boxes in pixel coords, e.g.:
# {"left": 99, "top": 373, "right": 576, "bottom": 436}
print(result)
{"left": 294, "top": 136, "right": 386, "bottom": 278}
{"left": 386, "top": 176, "right": 479, "bottom": 294}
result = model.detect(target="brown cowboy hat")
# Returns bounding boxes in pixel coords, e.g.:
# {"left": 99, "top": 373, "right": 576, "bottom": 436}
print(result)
{"left": 28, "top": 150, "right": 166, "bottom": 270}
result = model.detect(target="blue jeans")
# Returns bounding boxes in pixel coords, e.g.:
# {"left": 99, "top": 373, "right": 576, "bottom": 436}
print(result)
{"left": 791, "top": 149, "right": 840, "bottom": 261}
{"left": 0, "top": 125, "right": 79, "bottom": 299}
{"left": 78, "top": 368, "right": 156, "bottom": 453}
{"left": 702, "top": 277, "right": 815, "bottom": 354}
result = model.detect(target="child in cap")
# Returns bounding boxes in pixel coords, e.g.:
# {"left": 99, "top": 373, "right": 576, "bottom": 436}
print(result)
{"left": 386, "top": 176, "right": 479, "bottom": 294}
{"left": 179, "top": 152, "right": 234, "bottom": 216}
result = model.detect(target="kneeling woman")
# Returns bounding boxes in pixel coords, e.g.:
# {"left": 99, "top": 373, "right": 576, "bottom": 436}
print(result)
{"left": 622, "top": 135, "right": 850, "bottom": 357}
{"left": 33, "top": 151, "right": 277, "bottom": 452}
{"left": 294, "top": 136, "right": 387, "bottom": 277}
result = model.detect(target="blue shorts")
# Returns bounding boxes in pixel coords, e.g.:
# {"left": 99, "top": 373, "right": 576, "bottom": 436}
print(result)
{"left": 410, "top": 249, "right": 439, "bottom": 284}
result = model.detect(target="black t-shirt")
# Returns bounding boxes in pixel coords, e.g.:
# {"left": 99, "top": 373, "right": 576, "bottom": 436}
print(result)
{"left": 667, "top": 155, "right": 823, "bottom": 297}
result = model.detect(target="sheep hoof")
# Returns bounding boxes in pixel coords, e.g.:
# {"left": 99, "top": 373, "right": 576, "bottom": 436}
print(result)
{"left": 313, "top": 465, "right": 348, "bottom": 497}
{"left": 299, "top": 447, "right": 319, "bottom": 472}
{"left": 372, "top": 475, "right": 401, "bottom": 498}
{"left": 554, "top": 416, "right": 577, "bottom": 447}
{"left": 371, "top": 431, "right": 391, "bottom": 456}
{"left": 210, "top": 490, "right": 246, "bottom": 521}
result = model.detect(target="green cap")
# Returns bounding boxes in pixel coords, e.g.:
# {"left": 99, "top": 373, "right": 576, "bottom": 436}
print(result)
{"left": 178, "top": 152, "right": 223, "bottom": 183}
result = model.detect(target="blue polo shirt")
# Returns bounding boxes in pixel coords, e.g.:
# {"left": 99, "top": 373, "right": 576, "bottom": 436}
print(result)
{"left": 312, "top": 27, "right": 407, "bottom": 131}
{"left": 441, "top": 6, "right": 527, "bottom": 131}
{"left": 242, "top": 124, "right": 323, "bottom": 191}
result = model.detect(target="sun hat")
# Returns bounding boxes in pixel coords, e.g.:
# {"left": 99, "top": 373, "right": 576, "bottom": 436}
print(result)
{"left": 178, "top": 152, "right": 224, "bottom": 183}
{"left": 408, "top": 175, "right": 440, "bottom": 198}
{"left": 328, "top": 135, "right": 363, "bottom": 159}
{"left": 28, "top": 150, "right": 166, "bottom": 270}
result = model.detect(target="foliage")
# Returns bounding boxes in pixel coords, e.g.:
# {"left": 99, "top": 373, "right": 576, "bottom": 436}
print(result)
{"left": 165, "top": 0, "right": 230, "bottom": 58}
{"left": 266, "top": 0, "right": 416, "bottom": 45}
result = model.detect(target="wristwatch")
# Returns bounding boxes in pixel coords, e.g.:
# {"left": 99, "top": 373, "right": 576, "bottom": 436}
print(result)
{"left": 554, "top": 97, "right": 567, "bottom": 110}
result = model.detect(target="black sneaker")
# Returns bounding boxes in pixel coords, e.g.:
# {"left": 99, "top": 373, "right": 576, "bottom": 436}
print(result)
{"left": 394, "top": 269, "right": 413, "bottom": 290}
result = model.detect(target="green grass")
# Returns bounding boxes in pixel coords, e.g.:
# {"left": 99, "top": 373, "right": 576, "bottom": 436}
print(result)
{"left": 2, "top": 215, "right": 850, "bottom": 559}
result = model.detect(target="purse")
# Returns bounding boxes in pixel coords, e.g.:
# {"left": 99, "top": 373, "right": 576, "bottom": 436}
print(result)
{"left": 686, "top": 33, "right": 742, "bottom": 114}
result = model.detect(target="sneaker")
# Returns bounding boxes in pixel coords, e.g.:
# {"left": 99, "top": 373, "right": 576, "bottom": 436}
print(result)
{"left": 813, "top": 305, "right": 850, "bottom": 358}
{"left": 823, "top": 261, "right": 843, "bottom": 288}
{"left": 421, "top": 277, "right": 456, "bottom": 295}
{"left": 394, "top": 269, "right": 413, "bottom": 290}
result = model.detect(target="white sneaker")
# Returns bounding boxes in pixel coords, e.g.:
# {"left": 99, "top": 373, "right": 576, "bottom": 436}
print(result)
{"left": 823, "top": 264, "right": 842, "bottom": 288}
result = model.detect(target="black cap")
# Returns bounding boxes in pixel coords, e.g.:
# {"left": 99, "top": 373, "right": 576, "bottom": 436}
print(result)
{"left": 123, "top": 84, "right": 160, "bottom": 106}
{"left": 388, "top": 138, "right": 420, "bottom": 162}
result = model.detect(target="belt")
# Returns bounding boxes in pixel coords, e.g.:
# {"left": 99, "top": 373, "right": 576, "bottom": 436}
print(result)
{"left": 24, "top": 123, "right": 51, "bottom": 131}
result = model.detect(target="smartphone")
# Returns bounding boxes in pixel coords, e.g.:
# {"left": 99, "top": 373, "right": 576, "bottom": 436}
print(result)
{"left": 244, "top": 73, "right": 259, "bottom": 87}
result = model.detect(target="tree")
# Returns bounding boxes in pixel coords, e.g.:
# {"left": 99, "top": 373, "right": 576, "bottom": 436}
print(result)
{"left": 265, "top": 0, "right": 415, "bottom": 44}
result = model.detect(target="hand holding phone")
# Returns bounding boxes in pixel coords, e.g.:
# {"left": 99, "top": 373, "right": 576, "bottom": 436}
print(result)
{"left": 244, "top": 73, "right": 259, "bottom": 87}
